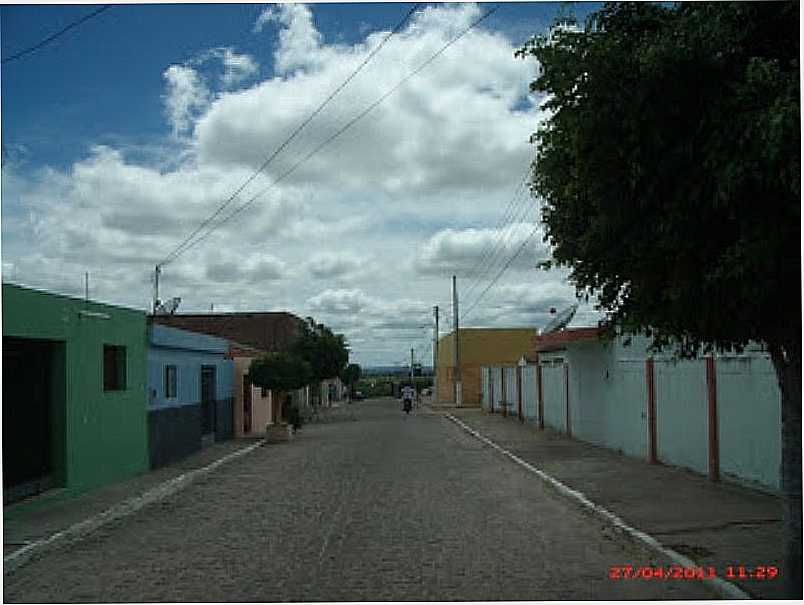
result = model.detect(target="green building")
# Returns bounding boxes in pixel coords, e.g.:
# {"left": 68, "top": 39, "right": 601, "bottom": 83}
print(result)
{"left": 3, "top": 283, "right": 149, "bottom": 503}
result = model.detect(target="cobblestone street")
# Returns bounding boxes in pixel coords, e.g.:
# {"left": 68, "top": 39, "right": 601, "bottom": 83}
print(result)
{"left": 5, "top": 399, "right": 713, "bottom": 602}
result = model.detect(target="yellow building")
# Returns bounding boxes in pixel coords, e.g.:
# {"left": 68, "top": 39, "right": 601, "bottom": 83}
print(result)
{"left": 435, "top": 328, "right": 538, "bottom": 406}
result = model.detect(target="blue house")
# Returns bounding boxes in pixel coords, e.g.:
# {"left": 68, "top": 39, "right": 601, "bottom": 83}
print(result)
{"left": 147, "top": 323, "right": 234, "bottom": 468}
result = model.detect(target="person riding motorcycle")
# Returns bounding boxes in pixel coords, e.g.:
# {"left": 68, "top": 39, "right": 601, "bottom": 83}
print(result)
{"left": 401, "top": 385, "right": 414, "bottom": 414}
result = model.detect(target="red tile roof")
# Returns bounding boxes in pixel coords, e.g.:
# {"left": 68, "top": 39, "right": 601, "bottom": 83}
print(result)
{"left": 535, "top": 327, "right": 602, "bottom": 352}
{"left": 227, "top": 341, "right": 267, "bottom": 359}
{"left": 151, "top": 312, "right": 304, "bottom": 353}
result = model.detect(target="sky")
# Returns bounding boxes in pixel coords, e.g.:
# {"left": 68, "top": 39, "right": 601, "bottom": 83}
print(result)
{"left": 1, "top": 1, "right": 605, "bottom": 367}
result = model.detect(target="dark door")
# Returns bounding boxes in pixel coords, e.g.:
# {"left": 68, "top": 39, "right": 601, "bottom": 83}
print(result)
{"left": 201, "top": 366, "right": 217, "bottom": 436}
{"left": 243, "top": 376, "right": 252, "bottom": 434}
{"left": 3, "top": 337, "right": 56, "bottom": 500}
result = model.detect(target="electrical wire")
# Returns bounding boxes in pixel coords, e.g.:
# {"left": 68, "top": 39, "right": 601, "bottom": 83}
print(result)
{"left": 460, "top": 224, "right": 539, "bottom": 324}
{"left": 459, "top": 165, "right": 531, "bottom": 299}
{"left": 464, "top": 191, "right": 541, "bottom": 314}
{"left": 160, "top": 5, "right": 499, "bottom": 264}
{"left": 159, "top": 3, "right": 421, "bottom": 267}
{"left": 460, "top": 183, "right": 533, "bottom": 305}
{"left": 2, "top": 5, "right": 112, "bottom": 65}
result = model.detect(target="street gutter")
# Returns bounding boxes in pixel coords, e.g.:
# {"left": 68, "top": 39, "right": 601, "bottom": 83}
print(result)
{"left": 3, "top": 440, "right": 265, "bottom": 576}
{"left": 443, "top": 412, "right": 750, "bottom": 600}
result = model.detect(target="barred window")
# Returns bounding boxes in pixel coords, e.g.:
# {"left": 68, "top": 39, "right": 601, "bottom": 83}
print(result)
{"left": 103, "top": 345, "right": 127, "bottom": 391}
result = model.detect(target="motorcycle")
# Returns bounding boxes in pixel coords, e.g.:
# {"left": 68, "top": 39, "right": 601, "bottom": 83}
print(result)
{"left": 403, "top": 398, "right": 412, "bottom": 414}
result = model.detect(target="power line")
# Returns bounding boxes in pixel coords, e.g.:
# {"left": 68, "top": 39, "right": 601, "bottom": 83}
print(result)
{"left": 459, "top": 178, "right": 532, "bottom": 306}
{"left": 460, "top": 224, "right": 539, "bottom": 324}
{"left": 159, "top": 3, "right": 421, "bottom": 267}
{"left": 161, "top": 5, "right": 500, "bottom": 264}
{"left": 460, "top": 172, "right": 533, "bottom": 304}
{"left": 460, "top": 210, "right": 538, "bottom": 322}
{"left": 2, "top": 5, "right": 112, "bottom": 65}
{"left": 461, "top": 173, "right": 541, "bottom": 309}
{"left": 459, "top": 164, "right": 531, "bottom": 298}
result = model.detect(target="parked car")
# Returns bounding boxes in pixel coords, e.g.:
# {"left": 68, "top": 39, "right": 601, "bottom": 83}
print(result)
{"left": 421, "top": 388, "right": 431, "bottom": 397}
{"left": 353, "top": 390, "right": 364, "bottom": 400}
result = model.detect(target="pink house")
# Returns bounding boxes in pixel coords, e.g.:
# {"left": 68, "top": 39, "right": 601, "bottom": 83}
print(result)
{"left": 228, "top": 343, "right": 278, "bottom": 437}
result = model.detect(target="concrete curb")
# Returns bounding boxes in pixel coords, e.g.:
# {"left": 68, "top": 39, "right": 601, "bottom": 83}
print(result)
{"left": 4, "top": 440, "right": 265, "bottom": 576}
{"left": 443, "top": 412, "right": 751, "bottom": 600}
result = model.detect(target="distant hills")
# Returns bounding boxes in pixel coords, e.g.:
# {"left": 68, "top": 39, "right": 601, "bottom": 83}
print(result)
{"left": 362, "top": 366, "right": 433, "bottom": 376}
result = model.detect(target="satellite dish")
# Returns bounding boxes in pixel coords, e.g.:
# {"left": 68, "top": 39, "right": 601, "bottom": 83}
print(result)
{"left": 541, "top": 303, "right": 578, "bottom": 335}
{"left": 155, "top": 297, "right": 182, "bottom": 315}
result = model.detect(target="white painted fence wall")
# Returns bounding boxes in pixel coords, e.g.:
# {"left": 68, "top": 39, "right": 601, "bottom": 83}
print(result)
{"left": 480, "top": 335, "right": 782, "bottom": 491}
{"left": 541, "top": 360, "right": 566, "bottom": 433}
{"left": 481, "top": 366, "right": 491, "bottom": 410}
{"left": 716, "top": 354, "right": 781, "bottom": 488}
{"left": 503, "top": 367, "right": 517, "bottom": 415}
{"left": 522, "top": 366, "right": 538, "bottom": 421}
{"left": 492, "top": 368, "right": 503, "bottom": 410}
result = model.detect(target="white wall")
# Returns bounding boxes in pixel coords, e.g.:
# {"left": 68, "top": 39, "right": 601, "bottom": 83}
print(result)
{"left": 654, "top": 358, "right": 708, "bottom": 474}
{"left": 503, "top": 366, "right": 517, "bottom": 415}
{"left": 522, "top": 366, "right": 538, "bottom": 421}
{"left": 541, "top": 358, "right": 567, "bottom": 433}
{"left": 717, "top": 354, "right": 781, "bottom": 490}
{"left": 479, "top": 333, "right": 781, "bottom": 491}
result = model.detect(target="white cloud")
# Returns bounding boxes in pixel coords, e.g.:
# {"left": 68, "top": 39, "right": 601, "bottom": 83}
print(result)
{"left": 252, "top": 3, "right": 323, "bottom": 73}
{"left": 3, "top": 3, "right": 571, "bottom": 365}
{"left": 195, "top": 2, "right": 542, "bottom": 195}
{"left": 195, "top": 47, "right": 259, "bottom": 89}
{"left": 206, "top": 253, "right": 286, "bottom": 283}
{"left": 163, "top": 65, "right": 210, "bottom": 136}
{"left": 306, "top": 252, "right": 363, "bottom": 279}
{"left": 307, "top": 288, "right": 373, "bottom": 315}
{"left": 414, "top": 222, "right": 547, "bottom": 277}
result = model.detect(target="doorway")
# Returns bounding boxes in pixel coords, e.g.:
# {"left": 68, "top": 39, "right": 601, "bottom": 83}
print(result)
{"left": 3, "top": 337, "right": 64, "bottom": 503}
{"left": 243, "top": 375, "right": 252, "bottom": 434}
{"left": 200, "top": 365, "right": 217, "bottom": 441}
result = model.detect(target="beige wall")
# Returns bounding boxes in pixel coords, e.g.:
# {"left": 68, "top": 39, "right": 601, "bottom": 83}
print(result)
{"left": 233, "top": 355, "right": 274, "bottom": 437}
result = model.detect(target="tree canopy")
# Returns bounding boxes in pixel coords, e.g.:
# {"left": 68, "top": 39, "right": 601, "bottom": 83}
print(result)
{"left": 518, "top": 2, "right": 799, "bottom": 356}
{"left": 342, "top": 363, "right": 362, "bottom": 391}
{"left": 249, "top": 352, "right": 312, "bottom": 394}
{"left": 518, "top": 3, "right": 800, "bottom": 595}
{"left": 289, "top": 317, "right": 350, "bottom": 383}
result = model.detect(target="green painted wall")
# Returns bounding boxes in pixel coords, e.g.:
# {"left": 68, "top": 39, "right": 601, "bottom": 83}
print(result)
{"left": 3, "top": 283, "right": 149, "bottom": 491}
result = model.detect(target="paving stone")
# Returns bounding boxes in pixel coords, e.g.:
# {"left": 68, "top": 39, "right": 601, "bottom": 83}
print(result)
{"left": 4, "top": 399, "right": 713, "bottom": 602}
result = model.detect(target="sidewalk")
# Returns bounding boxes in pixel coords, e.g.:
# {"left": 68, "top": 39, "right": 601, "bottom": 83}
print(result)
{"left": 4, "top": 438, "right": 262, "bottom": 559}
{"left": 431, "top": 405, "right": 785, "bottom": 600}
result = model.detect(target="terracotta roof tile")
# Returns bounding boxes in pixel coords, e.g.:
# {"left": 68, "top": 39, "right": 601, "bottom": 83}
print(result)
{"left": 535, "top": 327, "right": 602, "bottom": 352}
{"left": 151, "top": 312, "right": 304, "bottom": 353}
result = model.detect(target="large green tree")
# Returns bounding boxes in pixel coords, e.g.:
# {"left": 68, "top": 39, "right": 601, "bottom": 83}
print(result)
{"left": 342, "top": 363, "right": 362, "bottom": 397}
{"left": 518, "top": 2, "right": 800, "bottom": 595}
{"left": 290, "top": 317, "right": 350, "bottom": 402}
{"left": 249, "top": 352, "right": 312, "bottom": 394}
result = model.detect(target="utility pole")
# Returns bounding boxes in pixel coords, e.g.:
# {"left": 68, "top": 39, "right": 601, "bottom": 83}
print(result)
{"left": 84, "top": 272, "right": 89, "bottom": 302}
{"left": 452, "top": 275, "right": 462, "bottom": 406}
{"left": 433, "top": 305, "right": 439, "bottom": 403}
{"left": 153, "top": 265, "right": 161, "bottom": 314}
{"left": 410, "top": 348, "right": 414, "bottom": 384}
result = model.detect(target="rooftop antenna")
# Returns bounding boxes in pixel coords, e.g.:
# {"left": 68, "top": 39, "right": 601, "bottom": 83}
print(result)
{"left": 541, "top": 303, "right": 578, "bottom": 335}
{"left": 155, "top": 297, "right": 182, "bottom": 315}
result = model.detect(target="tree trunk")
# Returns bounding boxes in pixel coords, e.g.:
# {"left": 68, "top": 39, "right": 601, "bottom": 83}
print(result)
{"left": 770, "top": 339, "right": 802, "bottom": 599}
